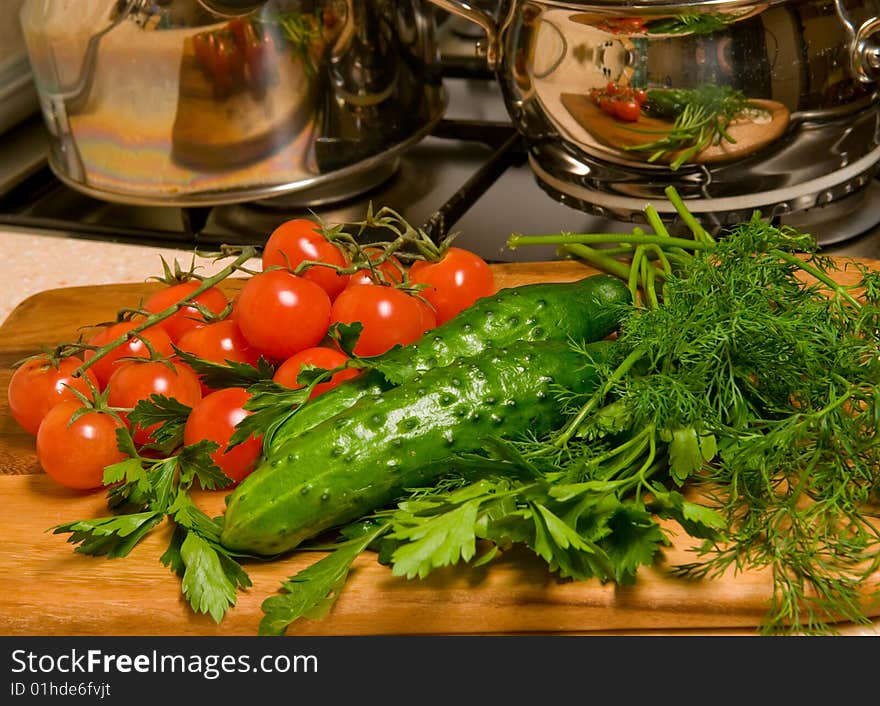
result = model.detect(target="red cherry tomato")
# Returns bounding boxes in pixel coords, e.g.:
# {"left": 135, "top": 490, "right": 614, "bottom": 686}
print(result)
{"left": 106, "top": 360, "right": 202, "bottom": 446}
{"left": 603, "top": 17, "right": 647, "bottom": 34}
{"left": 144, "top": 280, "right": 229, "bottom": 343}
{"left": 273, "top": 346, "right": 360, "bottom": 399}
{"left": 235, "top": 270, "right": 332, "bottom": 360}
{"left": 176, "top": 319, "right": 262, "bottom": 394}
{"left": 234, "top": 19, "right": 269, "bottom": 93}
{"left": 614, "top": 99, "right": 642, "bottom": 122}
{"left": 183, "top": 387, "right": 262, "bottom": 484}
{"left": 262, "top": 218, "right": 350, "bottom": 300}
{"left": 227, "top": 18, "right": 248, "bottom": 47}
{"left": 143, "top": 280, "right": 229, "bottom": 343}
{"left": 329, "top": 284, "right": 426, "bottom": 357}
{"left": 415, "top": 297, "right": 437, "bottom": 334}
{"left": 36, "top": 401, "right": 127, "bottom": 490}
{"left": 212, "top": 33, "right": 245, "bottom": 95}
{"left": 84, "top": 321, "right": 175, "bottom": 389}
{"left": 347, "top": 247, "right": 404, "bottom": 287}
{"left": 192, "top": 31, "right": 218, "bottom": 77}
{"left": 7, "top": 356, "right": 99, "bottom": 436}
{"left": 409, "top": 247, "right": 496, "bottom": 325}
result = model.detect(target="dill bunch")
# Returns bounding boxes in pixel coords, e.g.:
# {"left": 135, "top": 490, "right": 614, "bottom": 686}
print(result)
{"left": 510, "top": 193, "right": 880, "bottom": 634}
{"left": 635, "top": 230, "right": 880, "bottom": 633}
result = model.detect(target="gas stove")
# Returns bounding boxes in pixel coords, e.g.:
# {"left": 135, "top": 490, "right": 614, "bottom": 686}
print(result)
{"left": 3, "top": 22, "right": 880, "bottom": 264}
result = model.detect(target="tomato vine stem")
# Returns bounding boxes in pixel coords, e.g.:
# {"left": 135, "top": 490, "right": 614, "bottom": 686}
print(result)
{"left": 72, "top": 247, "right": 258, "bottom": 381}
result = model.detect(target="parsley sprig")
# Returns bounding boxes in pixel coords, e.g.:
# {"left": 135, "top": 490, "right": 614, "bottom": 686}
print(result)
{"left": 258, "top": 437, "right": 725, "bottom": 636}
{"left": 51, "top": 402, "right": 250, "bottom": 624}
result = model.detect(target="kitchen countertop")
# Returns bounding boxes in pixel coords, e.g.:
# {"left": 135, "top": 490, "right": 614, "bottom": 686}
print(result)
{"left": 0, "top": 227, "right": 261, "bottom": 324}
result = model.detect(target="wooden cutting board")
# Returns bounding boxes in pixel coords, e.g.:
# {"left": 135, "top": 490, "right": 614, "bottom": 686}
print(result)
{"left": 2, "top": 260, "right": 879, "bottom": 636}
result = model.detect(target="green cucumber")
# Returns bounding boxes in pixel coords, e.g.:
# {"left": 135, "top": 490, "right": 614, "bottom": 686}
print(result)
{"left": 265, "top": 273, "right": 630, "bottom": 452}
{"left": 221, "top": 339, "right": 614, "bottom": 556}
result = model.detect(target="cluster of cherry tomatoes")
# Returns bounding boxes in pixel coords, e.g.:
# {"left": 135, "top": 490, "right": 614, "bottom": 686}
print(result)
{"left": 190, "top": 10, "right": 341, "bottom": 100}
{"left": 590, "top": 81, "right": 648, "bottom": 123}
{"left": 7, "top": 218, "right": 495, "bottom": 492}
{"left": 191, "top": 18, "right": 279, "bottom": 99}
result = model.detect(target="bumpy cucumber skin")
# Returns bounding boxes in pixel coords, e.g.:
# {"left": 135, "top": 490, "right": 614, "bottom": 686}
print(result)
{"left": 221, "top": 340, "right": 614, "bottom": 556}
{"left": 376, "top": 273, "right": 629, "bottom": 369}
{"left": 265, "top": 274, "right": 630, "bottom": 452}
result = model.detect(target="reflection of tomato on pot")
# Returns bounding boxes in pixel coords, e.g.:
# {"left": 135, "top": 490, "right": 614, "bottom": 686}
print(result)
{"left": 589, "top": 81, "right": 646, "bottom": 122}
{"left": 191, "top": 19, "right": 279, "bottom": 100}
{"left": 593, "top": 16, "right": 647, "bottom": 35}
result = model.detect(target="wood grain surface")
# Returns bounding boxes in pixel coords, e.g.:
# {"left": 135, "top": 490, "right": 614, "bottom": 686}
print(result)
{"left": 2, "top": 260, "right": 879, "bottom": 636}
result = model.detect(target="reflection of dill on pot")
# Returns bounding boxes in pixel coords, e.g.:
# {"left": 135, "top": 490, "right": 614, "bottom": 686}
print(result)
{"left": 257, "top": 11, "right": 324, "bottom": 77}
{"left": 645, "top": 12, "right": 743, "bottom": 36}
{"left": 623, "top": 85, "right": 770, "bottom": 170}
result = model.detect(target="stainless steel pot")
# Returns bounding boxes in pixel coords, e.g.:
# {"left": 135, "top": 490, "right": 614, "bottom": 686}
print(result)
{"left": 431, "top": 0, "right": 880, "bottom": 230}
{"left": 19, "top": 0, "right": 447, "bottom": 206}
{"left": 1, "top": 0, "right": 39, "bottom": 136}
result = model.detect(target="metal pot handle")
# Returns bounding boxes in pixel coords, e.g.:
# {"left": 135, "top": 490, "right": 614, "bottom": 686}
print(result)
{"left": 429, "top": 1, "right": 500, "bottom": 70}
{"left": 835, "top": 0, "right": 880, "bottom": 82}
{"left": 853, "top": 17, "right": 880, "bottom": 82}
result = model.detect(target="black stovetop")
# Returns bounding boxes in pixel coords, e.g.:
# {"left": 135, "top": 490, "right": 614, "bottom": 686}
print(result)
{"left": 3, "top": 61, "right": 880, "bottom": 263}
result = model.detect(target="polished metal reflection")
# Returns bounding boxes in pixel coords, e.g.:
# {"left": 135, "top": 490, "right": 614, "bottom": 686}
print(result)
{"left": 20, "top": 0, "right": 447, "bottom": 206}
{"left": 432, "top": 0, "right": 880, "bottom": 225}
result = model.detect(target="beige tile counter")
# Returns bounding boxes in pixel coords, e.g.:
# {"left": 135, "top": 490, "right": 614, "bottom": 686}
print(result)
{"left": 0, "top": 227, "right": 261, "bottom": 325}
